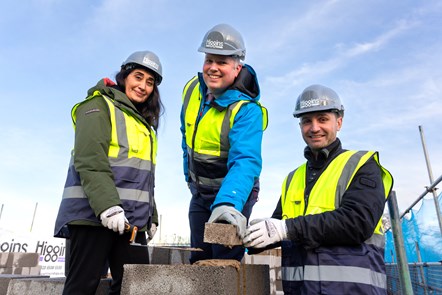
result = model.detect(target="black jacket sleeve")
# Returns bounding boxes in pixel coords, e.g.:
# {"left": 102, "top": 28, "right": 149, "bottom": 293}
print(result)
{"left": 285, "top": 157, "right": 386, "bottom": 249}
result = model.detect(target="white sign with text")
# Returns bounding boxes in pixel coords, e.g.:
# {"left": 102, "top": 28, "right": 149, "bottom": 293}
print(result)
{"left": 0, "top": 229, "right": 66, "bottom": 277}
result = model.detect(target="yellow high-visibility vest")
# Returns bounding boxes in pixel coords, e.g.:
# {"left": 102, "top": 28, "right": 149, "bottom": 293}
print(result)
{"left": 281, "top": 151, "right": 393, "bottom": 238}
{"left": 182, "top": 76, "right": 267, "bottom": 187}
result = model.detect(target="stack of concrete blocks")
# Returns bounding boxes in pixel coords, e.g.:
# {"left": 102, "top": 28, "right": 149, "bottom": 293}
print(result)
{"left": 243, "top": 248, "right": 283, "bottom": 295}
{"left": 148, "top": 246, "right": 191, "bottom": 265}
{"left": 0, "top": 222, "right": 272, "bottom": 294}
{"left": 0, "top": 252, "right": 46, "bottom": 295}
{"left": 0, "top": 275, "right": 48, "bottom": 295}
{"left": 6, "top": 277, "right": 65, "bottom": 295}
{"left": 0, "top": 252, "right": 110, "bottom": 294}
{"left": 121, "top": 263, "right": 270, "bottom": 295}
{"left": 3, "top": 276, "right": 111, "bottom": 295}
{"left": 121, "top": 223, "right": 271, "bottom": 294}
{"left": 0, "top": 252, "right": 41, "bottom": 276}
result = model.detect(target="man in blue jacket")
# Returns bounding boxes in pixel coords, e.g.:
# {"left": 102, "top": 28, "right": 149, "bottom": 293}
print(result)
{"left": 180, "top": 23, "right": 267, "bottom": 263}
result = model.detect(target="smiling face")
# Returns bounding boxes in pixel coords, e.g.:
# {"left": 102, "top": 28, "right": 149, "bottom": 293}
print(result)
{"left": 124, "top": 68, "right": 155, "bottom": 104}
{"left": 299, "top": 111, "right": 342, "bottom": 154}
{"left": 202, "top": 54, "right": 242, "bottom": 96}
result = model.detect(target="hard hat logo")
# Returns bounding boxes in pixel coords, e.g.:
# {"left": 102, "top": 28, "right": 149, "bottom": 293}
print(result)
{"left": 300, "top": 96, "right": 334, "bottom": 110}
{"left": 300, "top": 98, "right": 320, "bottom": 109}
{"left": 205, "top": 31, "right": 224, "bottom": 49}
{"left": 205, "top": 39, "right": 224, "bottom": 49}
{"left": 142, "top": 56, "right": 159, "bottom": 71}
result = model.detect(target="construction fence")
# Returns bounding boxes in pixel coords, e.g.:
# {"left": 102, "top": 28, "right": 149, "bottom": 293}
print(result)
{"left": 387, "top": 263, "right": 442, "bottom": 294}
{"left": 385, "top": 174, "right": 442, "bottom": 294}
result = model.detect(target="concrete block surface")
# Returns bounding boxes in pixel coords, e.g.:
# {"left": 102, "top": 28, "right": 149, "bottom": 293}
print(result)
{"left": 149, "top": 246, "right": 191, "bottom": 265}
{"left": 3, "top": 277, "right": 110, "bottom": 295}
{"left": 244, "top": 250, "right": 283, "bottom": 295}
{"left": 6, "top": 277, "right": 64, "bottom": 295}
{"left": 203, "top": 223, "right": 242, "bottom": 246}
{"left": 121, "top": 263, "right": 269, "bottom": 295}
{"left": 0, "top": 266, "right": 41, "bottom": 275}
{"left": 0, "top": 275, "right": 49, "bottom": 295}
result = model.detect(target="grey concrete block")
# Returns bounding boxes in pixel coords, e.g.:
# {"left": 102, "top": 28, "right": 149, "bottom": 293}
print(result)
{"left": 0, "top": 269, "right": 12, "bottom": 275}
{"left": 204, "top": 223, "right": 242, "bottom": 246}
{"left": 244, "top": 251, "right": 283, "bottom": 295}
{"left": 169, "top": 248, "right": 191, "bottom": 265}
{"left": 6, "top": 277, "right": 64, "bottom": 295}
{"left": 0, "top": 257, "right": 7, "bottom": 269}
{"left": 0, "top": 266, "right": 41, "bottom": 276}
{"left": 0, "top": 253, "right": 39, "bottom": 268}
{"left": 149, "top": 246, "right": 191, "bottom": 265}
{"left": 0, "top": 275, "right": 49, "bottom": 295}
{"left": 3, "top": 277, "right": 110, "bottom": 295}
{"left": 121, "top": 263, "right": 270, "bottom": 295}
{"left": 95, "top": 278, "right": 112, "bottom": 295}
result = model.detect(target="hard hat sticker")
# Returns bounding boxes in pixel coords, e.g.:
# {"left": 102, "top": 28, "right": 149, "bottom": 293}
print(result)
{"left": 205, "top": 31, "right": 224, "bottom": 49}
{"left": 142, "top": 56, "right": 159, "bottom": 70}
{"left": 205, "top": 39, "right": 224, "bottom": 49}
{"left": 300, "top": 98, "right": 320, "bottom": 109}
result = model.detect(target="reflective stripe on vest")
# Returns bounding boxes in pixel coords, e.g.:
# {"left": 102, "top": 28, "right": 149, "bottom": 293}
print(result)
{"left": 282, "top": 265, "right": 387, "bottom": 289}
{"left": 55, "top": 92, "right": 157, "bottom": 236}
{"left": 182, "top": 77, "right": 267, "bottom": 188}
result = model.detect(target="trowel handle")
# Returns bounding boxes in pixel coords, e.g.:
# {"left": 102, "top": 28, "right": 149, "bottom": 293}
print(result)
{"left": 124, "top": 222, "right": 138, "bottom": 243}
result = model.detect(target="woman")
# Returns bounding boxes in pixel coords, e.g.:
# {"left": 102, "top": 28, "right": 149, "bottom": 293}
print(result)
{"left": 54, "top": 50, "right": 163, "bottom": 294}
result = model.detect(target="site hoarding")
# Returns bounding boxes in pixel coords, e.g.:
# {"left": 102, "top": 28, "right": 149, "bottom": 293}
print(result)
{"left": 0, "top": 229, "right": 65, "bottom": 277}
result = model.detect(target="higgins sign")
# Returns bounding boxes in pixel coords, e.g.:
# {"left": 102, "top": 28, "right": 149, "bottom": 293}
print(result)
{"left": 0, "top": 229, "right": 66, "bottom": 277}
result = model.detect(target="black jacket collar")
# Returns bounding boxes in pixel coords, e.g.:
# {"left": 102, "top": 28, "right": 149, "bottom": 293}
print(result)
{"left": 304, "top": 138, "right": 342, "bottom": 169}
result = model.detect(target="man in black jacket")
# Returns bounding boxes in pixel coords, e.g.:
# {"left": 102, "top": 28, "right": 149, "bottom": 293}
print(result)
{"left": 243, "top": 84, "right": 393, "bottom": 295}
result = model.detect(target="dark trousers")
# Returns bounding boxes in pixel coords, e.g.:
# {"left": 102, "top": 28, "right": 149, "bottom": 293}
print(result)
{"left": 188, "top": 186, "right": 258, "bottom": 263}
{"left": 62, "top": 225, "right": 148, "bottom": 295}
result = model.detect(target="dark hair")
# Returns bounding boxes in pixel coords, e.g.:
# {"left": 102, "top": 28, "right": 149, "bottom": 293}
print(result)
{"left": 332, "top": 109, "right": 344, "bottom": 118}
{"left": 115, "top": 65, "right": 164, "bottom": 130}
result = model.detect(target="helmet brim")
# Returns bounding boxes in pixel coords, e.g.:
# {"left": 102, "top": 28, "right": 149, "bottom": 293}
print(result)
{"left": 198, "top": 47, "right": 245, "bottom": 60}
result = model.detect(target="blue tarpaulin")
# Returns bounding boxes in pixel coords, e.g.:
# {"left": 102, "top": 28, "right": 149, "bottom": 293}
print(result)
{"left": 385, "top": 192, "right": 442, "bottom": 263}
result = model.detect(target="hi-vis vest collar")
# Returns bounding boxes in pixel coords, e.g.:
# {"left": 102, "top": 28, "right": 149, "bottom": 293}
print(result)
{"left": 182, "top": 76, "right": 267, "bottom": 188}
{"left": 281, "top": 150, "right": 393, "bottom": 244}
{"left": 72, "top": 90, "right": 157, "bottom": 166}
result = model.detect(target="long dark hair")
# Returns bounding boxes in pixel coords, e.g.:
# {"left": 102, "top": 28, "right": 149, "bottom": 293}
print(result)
{"left": 115, "top": 65, "right": 164, "bottom": 130}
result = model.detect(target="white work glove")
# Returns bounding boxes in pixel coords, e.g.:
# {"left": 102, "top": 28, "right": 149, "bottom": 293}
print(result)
{"left": 208, "top": 205, "right": 247, "bottom": 238}
{"left": 100, "top": 206, "right": 127, "bottom": 235}
{"left": 243, "top": 218, "right": 288, "bottom": 248}
{"left": 147, "top": 223, "right": 157, "bottom": 240}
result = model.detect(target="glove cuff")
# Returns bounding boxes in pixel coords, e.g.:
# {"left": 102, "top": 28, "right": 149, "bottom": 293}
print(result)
{"left": 281, "top": 220, "right": 288, "bottom": 239}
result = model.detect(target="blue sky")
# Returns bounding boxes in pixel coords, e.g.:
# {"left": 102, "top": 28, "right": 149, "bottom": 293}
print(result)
{"left": 1, "top": 0, "right": 441, "bottom": 242}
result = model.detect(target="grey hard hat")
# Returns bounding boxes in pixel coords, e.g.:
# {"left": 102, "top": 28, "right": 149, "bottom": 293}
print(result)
{"left": 122, "top": 50, "right": 163, "bottom": 85}
{"left": 198, "top": 24, "right": 246, "bottom": 60}
{"left": 293, "top": 84, "right": 344, "bottom": 118}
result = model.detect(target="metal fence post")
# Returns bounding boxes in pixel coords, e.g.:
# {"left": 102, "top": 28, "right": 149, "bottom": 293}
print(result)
{"left": 387, "top": 190, "right": 413, "bottom": 294}
{"left": 415, "top": 241, "right": 428, "bottom": 295}
{"left": 418, "top": 125, "right": 442, "bottom": 236}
